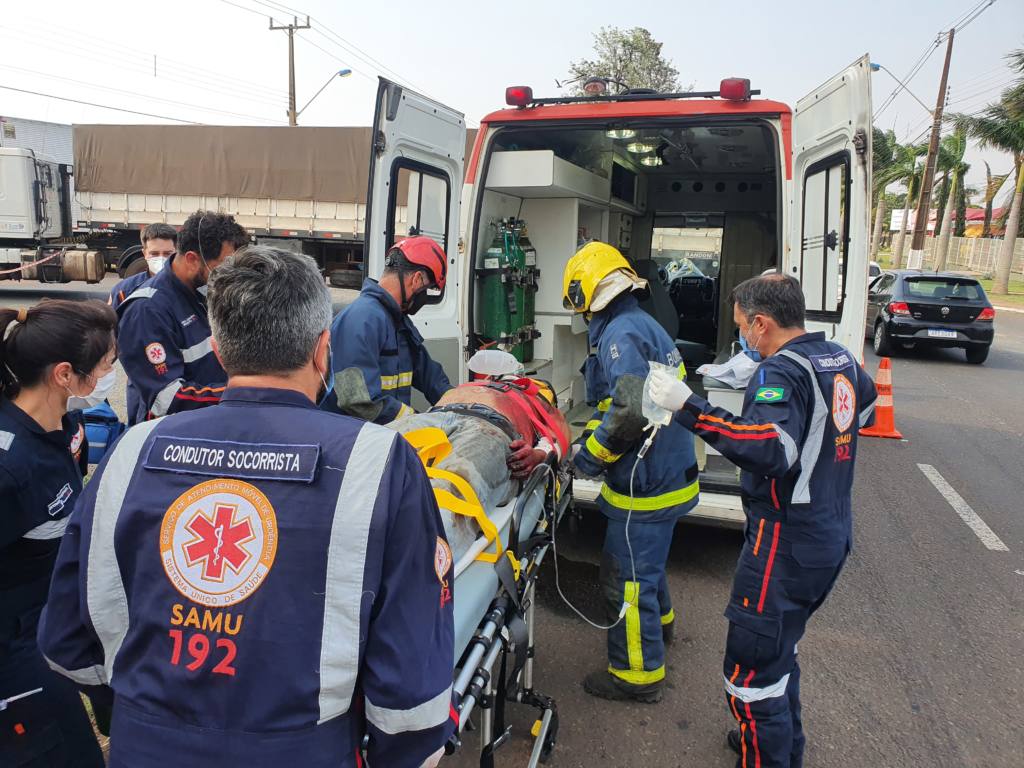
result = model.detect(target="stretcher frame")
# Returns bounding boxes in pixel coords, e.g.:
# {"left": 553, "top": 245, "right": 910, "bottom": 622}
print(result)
{"left": 445, "top": 454, "right": 570, "bottom": 766}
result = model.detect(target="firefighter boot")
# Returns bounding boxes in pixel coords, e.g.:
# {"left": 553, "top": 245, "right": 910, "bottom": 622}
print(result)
{"left": 582, "top": 670, "right": 663, "bottom": 704}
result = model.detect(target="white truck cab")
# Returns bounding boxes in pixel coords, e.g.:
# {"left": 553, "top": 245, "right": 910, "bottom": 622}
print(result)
{"left": 363, "top": 57, "right": 873, "bottom": 527}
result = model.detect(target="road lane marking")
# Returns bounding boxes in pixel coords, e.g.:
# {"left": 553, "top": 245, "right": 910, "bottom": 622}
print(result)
{"left": 917, "top": 464, "right": 1009, "bottom": 552}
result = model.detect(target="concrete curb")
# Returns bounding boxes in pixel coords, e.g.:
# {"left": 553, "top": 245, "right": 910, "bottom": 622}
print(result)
{"left": 993, "top": 305, "right": 1024, "bottom": 314}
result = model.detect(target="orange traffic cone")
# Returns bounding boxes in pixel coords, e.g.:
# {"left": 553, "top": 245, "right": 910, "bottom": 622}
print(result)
{"left": 860, "top": 357, "right": 903, "bottom": 439}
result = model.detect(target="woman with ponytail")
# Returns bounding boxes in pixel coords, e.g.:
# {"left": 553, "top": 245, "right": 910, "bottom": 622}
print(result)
{"left": 1, "top": 299, "right": 115, "bottom": 766}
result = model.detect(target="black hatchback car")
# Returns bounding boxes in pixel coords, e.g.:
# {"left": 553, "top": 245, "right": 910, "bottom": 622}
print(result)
{"left": 865, "top": 270, "right": 995, "bottom": 364}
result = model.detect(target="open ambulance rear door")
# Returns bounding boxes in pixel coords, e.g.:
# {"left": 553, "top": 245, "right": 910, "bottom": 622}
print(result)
{"left": 787, "top": 55, "right": 873, "bottom": 358}
{"left": 364, "top": 77, "right": 467, "bottom": 393}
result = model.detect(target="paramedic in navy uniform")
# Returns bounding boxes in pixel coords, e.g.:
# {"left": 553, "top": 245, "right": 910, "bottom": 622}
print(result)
{"left": 39, "top": 246, "right": 457, "bottom": 768}
{"left": 648, "top": 274, "right": 877, "bottom": 768}
{"left": 1, "top": 300, "right": 116, "bottom": 767}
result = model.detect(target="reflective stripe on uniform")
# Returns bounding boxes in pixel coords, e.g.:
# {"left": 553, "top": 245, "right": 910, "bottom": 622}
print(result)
{"left": 660, "top": 608, "right": 675, "bottom": 626}
{"left": 777, "top": 351, "right": 827, "bottom": 505}
{"left": 393, "top": 403, "right": 415, "bottom": 420}
{"left": 599, "top": 479, "right": 699, "bottom": 512}
{"left": 23, "top": 516, "right": 70, "bottom": 540}
{"left": 624, "top": 581, "right": 642, "bottom": 671}
{"left": 365, "top": 684, "right": 453, "bottom": 735}
{"left": 318, "top": 425, "right": 397, "bottom": 723}
{"left": 150, "top": 380, "right": 183, "bottom": 417}
{"left": 584, "top": 419, "right": 602, "bottom": 432}
{"left": 859, "top": 401, "right": 876, "bottom": 426}
{"left": 597, "top": 397, "right": 612, "bottom": 413}
{"left": 723, "top": 671, "right": 790, "bottom": 703}
{"left": 585, "top": 432, "right": 622, "bottom": 464}
{"left": 88, "top": 419, "right": 162, "bottom": 684}
{"left": 180, "top": 336, "right": 214, "bottom": 364}
{"left": 43, "top": 657, "right": 106, "bottom": 687}
{"left": 380, "top": 371, "right": 413, "bottom": 391}
{"left": 772, "top": 423, "right": 799, "bottom": 469}
{"left": 127, "top": 286, "right": 157, "bottom": 301}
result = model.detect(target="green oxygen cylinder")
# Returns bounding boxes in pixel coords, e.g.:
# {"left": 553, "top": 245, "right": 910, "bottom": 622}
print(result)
{"left": 515, "top": 219, "right": 538, "bottom": 363}
{"left": 478, "top": 219, "right": 527, "bottom": 361}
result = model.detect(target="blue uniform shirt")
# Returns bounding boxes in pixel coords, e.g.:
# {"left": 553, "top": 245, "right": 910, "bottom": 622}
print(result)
{"left": 675, "top": 332, "right": 877, "bottom": 560}
{"left": 38, "top": 386, "right": 456, "bottom": 768}
{"left": 116, "top": 258, "right": 226, "bottom": 423}
{"left": 326, "top": 279, "right": 452, "bottom": 424}
{"left": 574, "top": 292, "right": 700, "bottom": 522}
{"left": 108, "top": 271, "right": 152, "bottom": 310}
{"left": 108, "top": 270, "right": 153, "bottom": 424}
{"left": 0, "top": 399, "right": 87, "bottom": 633}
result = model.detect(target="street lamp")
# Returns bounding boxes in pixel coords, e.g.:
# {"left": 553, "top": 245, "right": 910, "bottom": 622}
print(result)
{"left": 870, "top": 62, "right": 933, "bottom": 117}
{"left": 296, "top": 68, "right": 352, "bottom": 121}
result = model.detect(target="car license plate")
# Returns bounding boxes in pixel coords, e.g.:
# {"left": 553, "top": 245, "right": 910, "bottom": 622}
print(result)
{"left": 928, "top": 329, "right": 957, "bottom": 339}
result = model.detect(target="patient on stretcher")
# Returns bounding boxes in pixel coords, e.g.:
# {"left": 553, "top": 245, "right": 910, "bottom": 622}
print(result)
{"left": 390, "top": 352, "right": 569, "bottom": 561}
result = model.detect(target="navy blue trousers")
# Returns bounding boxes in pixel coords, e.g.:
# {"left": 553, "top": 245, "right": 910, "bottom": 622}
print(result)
{"left": 724, "top": 520, "right": 846, "bottom": 768}
{"left": 600, "top": 513, "right": 683, "bottom": 686}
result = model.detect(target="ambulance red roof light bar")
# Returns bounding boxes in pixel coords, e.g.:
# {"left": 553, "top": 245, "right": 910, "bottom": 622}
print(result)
{"left": 505, "top": 86, "right": 534, "bottom": 107}
{"left": 720, "top": 78, "right": 752, "bottom": 101}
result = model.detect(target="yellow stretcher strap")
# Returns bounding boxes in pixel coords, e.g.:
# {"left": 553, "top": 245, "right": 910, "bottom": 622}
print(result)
{"left": 401, "top": 427, "right": 503, "bottom": 564}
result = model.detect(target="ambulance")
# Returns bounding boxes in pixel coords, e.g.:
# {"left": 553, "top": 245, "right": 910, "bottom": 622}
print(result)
{"left": 362, "top": 56, "right": 873, "bottom": 526}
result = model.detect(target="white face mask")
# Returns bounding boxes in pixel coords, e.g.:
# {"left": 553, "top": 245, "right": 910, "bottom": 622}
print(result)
{"left": 145, "top": 256, "right": 166, "bottom": 275}
{"left": 67, "top": 369, "right": 117, "bottom": 410}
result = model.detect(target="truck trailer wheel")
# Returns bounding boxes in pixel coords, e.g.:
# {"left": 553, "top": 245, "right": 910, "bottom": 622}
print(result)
{"left": 329, "top": 269, "right": 363, "bottom": 289}
{"left": 117, "top": 245, "right": 144, "bottom": 278}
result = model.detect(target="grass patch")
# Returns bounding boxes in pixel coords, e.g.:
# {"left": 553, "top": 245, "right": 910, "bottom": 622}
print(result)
{"left": 977, "top": 277, "right": 1024, "bottom": 309}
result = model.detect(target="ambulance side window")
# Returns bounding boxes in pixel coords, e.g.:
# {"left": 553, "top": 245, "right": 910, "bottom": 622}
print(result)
{"left": 798, "top": 152, "right": 850, "bottom": 319}
{"left": 387, "top": 160, "right": 451, "bottom": 252}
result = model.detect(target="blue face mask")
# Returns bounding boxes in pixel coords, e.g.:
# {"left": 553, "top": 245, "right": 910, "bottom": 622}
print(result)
{"left": 739, "top": 329, "right": 763, "bottom": 362}
{"left": 317, "top": 343, "right": 334, "bottom": 407}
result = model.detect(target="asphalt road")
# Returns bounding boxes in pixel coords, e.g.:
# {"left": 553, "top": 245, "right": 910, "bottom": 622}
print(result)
{"left": 3, "top": 278, "right": 1021, "bottom": 767}
{"left": 448, "top": 312, "right": 1024, "bottom": 768}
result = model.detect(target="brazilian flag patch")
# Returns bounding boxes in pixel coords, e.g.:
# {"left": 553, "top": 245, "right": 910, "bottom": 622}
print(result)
{"left": 755, "top": 387, "right": 786, "bottom": 403}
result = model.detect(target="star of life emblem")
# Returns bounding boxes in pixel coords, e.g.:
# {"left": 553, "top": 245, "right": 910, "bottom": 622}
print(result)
{"left": 160, "top": 479, "right": 278, "bottom": 607}
{"left": 832, "top": 373, "right": 856, "bottom": 433}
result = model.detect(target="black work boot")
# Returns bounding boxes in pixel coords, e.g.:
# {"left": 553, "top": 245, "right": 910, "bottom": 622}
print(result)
{"left": 662, "top": 621, "right": 674, "bottom": 646}
{"left": 727, "top": 728, "right": 742, "bottom": 755}
{"left": 582, "top": 670, "right": 663, "bottom": 704}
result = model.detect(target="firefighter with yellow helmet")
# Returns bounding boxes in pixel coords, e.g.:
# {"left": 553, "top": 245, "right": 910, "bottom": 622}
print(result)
{"left": 564, "top": 242, "right": 700, "bottom": 703}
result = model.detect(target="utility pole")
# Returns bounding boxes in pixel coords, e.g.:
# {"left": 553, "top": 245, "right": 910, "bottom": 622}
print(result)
{"left": 908, "top": 28, "right": 954, "bottom": 269}
{"left": 270, "top": 15, "right": 311, "bottom": 126}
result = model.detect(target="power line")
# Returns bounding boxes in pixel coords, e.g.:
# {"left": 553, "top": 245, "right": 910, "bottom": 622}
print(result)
{"left": 0, "top": 19, "right": 287, "bottom": 102}
{"left": 0, "top": 31, "right": 288, "bottom": 109}
{"left": 248, "top": 0, "right": 426, "bottom": 92}
{"left": 0, "top": 63, "right": 280, "bottom": 123}
{"left": 875, "top": 0, "right": 999, "bottom": 120}
{"left": 0, "top": 84, "right": 201, "bottom": 123}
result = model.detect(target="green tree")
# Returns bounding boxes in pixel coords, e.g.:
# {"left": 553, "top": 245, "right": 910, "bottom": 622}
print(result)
{"left": 568, "top": 27, "right": 682, "bottom": 94}
{"left": 875, "top": 141, "right": 928, "bottom": 269}
{"left": 950, "top": 48, "right": 1024, "bottom": 294}
{"left": 981, "top": 162, "right": 1010, "bottom": 237}
{"left": 933, "top": 129, "right": 969, "bottom": 271}
{"left": 871, "top": 128, "right": 899, "bottom": 260}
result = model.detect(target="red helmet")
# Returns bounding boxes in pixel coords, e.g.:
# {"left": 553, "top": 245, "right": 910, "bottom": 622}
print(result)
{"left": 389, "top": 236, "right": 447, "bottom": 292}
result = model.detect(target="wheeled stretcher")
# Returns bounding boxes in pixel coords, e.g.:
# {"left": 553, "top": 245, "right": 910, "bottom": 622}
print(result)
{"left": 404, "top": 430, "right": 569, "bottom": 766}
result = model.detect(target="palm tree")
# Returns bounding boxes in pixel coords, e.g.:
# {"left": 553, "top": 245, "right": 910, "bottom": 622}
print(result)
{"left": 950, "top": 49, "right": 1024, "bottom": 294}
{"left": 875, "top": 142, "right": 928, "bottom": 269}
{"left": 933, "top": 129, "right": 969, "bottom": 271}
{"left": 981, "top": 162, "right": 1009, "bottom": 238}
{"left": 871, "top": 128, "right": 899, "bottom": 260}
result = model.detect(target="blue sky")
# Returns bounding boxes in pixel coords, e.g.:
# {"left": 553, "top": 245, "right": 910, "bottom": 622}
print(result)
{"left": 2, "top": 0, "right": 1021, "bottom": 192}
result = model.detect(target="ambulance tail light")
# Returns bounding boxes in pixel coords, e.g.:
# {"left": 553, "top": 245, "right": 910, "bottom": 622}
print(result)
{"left": 720, "top": 78, "right": 752, "bottom": 101}
{"left": 505, "top": 86, "right": 534, "bottom": 107}
{"left": 888, "top": 301, "right": 911, "bottom": 317}
{"left": 977, "top": 307, "right": 995, "bottom": 321}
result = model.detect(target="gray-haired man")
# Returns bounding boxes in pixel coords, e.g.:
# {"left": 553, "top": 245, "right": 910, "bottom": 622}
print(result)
{"left": 40, "top": 245, "right": 456, "bottom": 768}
